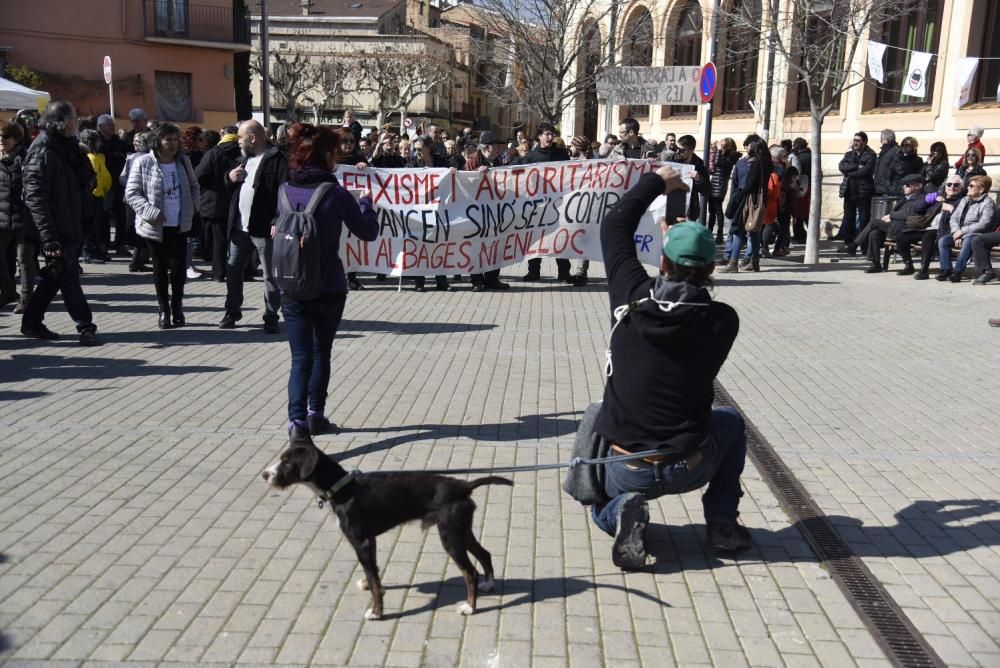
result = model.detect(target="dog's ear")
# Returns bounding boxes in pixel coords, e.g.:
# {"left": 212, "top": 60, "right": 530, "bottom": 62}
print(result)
{"left": 295, "top": 443, "right": 320, "bottom": 479}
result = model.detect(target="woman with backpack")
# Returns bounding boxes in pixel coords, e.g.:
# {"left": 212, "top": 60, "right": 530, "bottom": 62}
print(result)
{"left": 719, "top": 138, "right": 772, "bottom": 273}
{"left": 125, "top": 123, "right": 200, "bottom": 328}
{"left": 280, "top": 124, "right": 378, "bottom": 442}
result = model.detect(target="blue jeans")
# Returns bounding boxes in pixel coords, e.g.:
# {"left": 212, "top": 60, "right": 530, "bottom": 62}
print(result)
{"left": 938, "top": 233, "right": 977, "bottom": 274}
{"left": 22, "top": 242, "right": 94, "bottom": 332}
{"left": 225, "top": 229, "right": 279, "bottom": 323}
{"left": 730, "top": 227, "right": 760, "bottom": 260}
{"left": 591, "top": 407, "right": 747, "bottom": 537}
{"left": 281, "top": 293, "right": 347, "bottom": 422}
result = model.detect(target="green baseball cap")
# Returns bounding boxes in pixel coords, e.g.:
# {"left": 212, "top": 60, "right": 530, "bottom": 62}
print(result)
{"left": 663, "top": 222, "right": 716, "bottom": 267}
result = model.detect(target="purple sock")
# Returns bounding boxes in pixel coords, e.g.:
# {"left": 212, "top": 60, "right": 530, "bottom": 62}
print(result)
{"left": 287, "top": 419, "right": 308, "bottom": 432}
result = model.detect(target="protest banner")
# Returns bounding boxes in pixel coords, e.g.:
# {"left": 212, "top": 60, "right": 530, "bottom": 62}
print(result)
{"left": 595, "top": 67, "right": 702, "bottom": 106}
{"left": 334, "top": 159, "right": 694, "bottom": 276}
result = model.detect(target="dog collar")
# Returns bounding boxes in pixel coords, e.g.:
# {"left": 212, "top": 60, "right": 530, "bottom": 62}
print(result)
{"left": 317, "top": 471, "right": 356, "bottom": 509}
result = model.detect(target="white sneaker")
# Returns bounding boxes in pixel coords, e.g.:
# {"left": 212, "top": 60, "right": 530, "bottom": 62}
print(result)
{"left": 186, "top": 267, "right": 203, "bottom": 279}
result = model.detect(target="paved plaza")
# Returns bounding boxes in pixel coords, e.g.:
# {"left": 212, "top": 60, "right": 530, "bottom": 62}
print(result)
{"left": 0, "top": 247, "right": 998, "bottom": 667}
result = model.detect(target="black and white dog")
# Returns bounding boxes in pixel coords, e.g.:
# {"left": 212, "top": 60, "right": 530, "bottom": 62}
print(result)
{"left": 262, "top": 440, "right": 512, "bottom": 620}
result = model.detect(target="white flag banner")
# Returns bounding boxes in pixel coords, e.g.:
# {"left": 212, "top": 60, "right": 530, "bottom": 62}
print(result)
{"left": 867, "top": 40, "right": 887, "bottom": 83}
{"left": 902, "top": 50, "right": 933, "bottom": 98}
{"left": 956, "top": 57, "right": 979, "bottom": 107}
{"left": 332, "top": 160, "right": 694, "bottom": 276}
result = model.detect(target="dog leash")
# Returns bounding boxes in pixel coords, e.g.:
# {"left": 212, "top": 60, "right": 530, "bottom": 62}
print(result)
{"left": 373, "top": 448, "right": 668, "bottom": 476}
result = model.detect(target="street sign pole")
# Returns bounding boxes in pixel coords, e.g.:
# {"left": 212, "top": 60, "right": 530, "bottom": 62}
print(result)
{"left": 699, "top": 0, "right": 721, "bottom": 226}
{"left": 103, "top": 56, "right": 114, "bottom": 119}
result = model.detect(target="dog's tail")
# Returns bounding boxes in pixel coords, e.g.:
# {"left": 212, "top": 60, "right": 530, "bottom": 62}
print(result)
{"left": 467, "top": 476, "right": 514, "bottom": 490}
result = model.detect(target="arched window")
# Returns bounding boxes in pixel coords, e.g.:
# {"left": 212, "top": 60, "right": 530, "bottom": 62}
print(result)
{"left": 875, "top": 0, "right": 943, "bottom": 107}
{"left": 972, "top": 1, "right": 1000, "bottom": 103}
{"left": 721, "top": 0, "right": 760, "bottom": 114}
{"left": 576, "top": 20, "right": 602, "bottom": 140}
{"left": 621, "top": 6, "right": 654, "bottom": 119}
{"left": 668, "top": 1, "right": 703, "bottom": 117}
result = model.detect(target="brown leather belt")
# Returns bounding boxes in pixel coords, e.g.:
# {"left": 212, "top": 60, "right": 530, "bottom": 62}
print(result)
{"left": 611, "top": 443, "right": 704, "bottom": 468}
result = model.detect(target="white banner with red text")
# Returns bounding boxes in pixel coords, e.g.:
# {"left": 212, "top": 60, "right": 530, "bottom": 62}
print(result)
{"left": 333, "top": 159, "right": 694, "bottom": 276}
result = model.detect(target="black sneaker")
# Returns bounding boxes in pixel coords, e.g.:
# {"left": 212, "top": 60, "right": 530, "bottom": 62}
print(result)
{"left": 308, "top": 414, "right": 340, "bottom": 436}
{"left": 706, "top": 521, "right": 752, "bottom": 552}
{"left": 78, "top": 328, "right": 100, "bottom": 347}
{"left": 914, "top": 271, "right": 929, "bottom": 280}
{"left": 571, "top": 273, "right": 588, "bottom": 286}
{"left": 21, "top": 323, "right": 60, "bottom": 340}
{"left": 288, "top": 422, "right": 313, "bottom": 446}
{"left": 521, "top": 272, "right": 541, "bottom": 281}
{"left": 864, "top": 264, "right": 882, "bottom": 274}
{"left": 611, "top": 493, "right": 649, "bottom": 570}
{"left": 974, "top": 271, "right": 996, "bottom": 285}
{"left": 219, "top": 314, "right": 238, "bottom": 329}
{"left": 263, "top": 321, "right": 280, "bottom": 334}
{"left": 935, "top": 271, "right": 952, "bottom": 282}
{"left": 896, "top": 264, "right": 915, "bottom": 276}
{"left": 949, "top": 272, "right": 963, "bottom": 283}
{"left": 348, "top": 277, "right": 365, "bottom": 291}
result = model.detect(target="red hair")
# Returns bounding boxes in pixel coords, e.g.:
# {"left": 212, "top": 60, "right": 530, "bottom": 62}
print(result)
{"left": 288, "top": 123, "right": 339, "bottom": 171}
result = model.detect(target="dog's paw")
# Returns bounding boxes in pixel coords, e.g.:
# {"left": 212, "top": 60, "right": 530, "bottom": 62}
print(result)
{"left": 356, "top": 578, "right": 369, "bottom": 591}
{"left": 364, "top": 608, "right": 382, "bottom": 621}
{"left": 456, "top": 602, "right": 474, "bottom": 616}
{"left": 479, "top": 576, "right": 496, "bottom": 593}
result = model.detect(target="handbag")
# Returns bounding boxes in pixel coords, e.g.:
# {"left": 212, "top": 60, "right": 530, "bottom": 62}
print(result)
{"left": 743, "top": 189, "right": 765, "bottom": 233}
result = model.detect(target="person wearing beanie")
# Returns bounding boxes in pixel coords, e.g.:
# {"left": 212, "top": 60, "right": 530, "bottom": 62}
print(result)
{"left": 956, "top": 126, "right": 986, "bottom": 169}
{"left": 569, "top": 165, "right": 751, "bottom": 571}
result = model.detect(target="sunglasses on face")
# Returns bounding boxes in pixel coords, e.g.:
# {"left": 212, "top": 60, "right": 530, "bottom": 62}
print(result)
{"left": 945, "top": 183, "right": 962, "bottom": 188}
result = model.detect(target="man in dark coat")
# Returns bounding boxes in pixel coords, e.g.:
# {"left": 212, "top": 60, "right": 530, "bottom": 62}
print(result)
{"left": 837, "top": 132, "right": 877, "bottom": 243}
{"left": 20, "top": 101, "right": 100, "bottom": 345}
{"left": 670, "top": 135, "right": 710, "bottom": 222}
{"left": 195, "top": 125, "right": 242, "bottom": 281}
{"left": 520, "top": 123, "right": 572, "bottom": 282}
{"left": 463, "top": 131, "right": 511, "bottom": 291}
{"left": 863, "top": 173, "right": 932, "bottom": 274}
{"left": 97, "top": 114, "right": 129, "bottom": 254}
{"left": 219, "top": 120, "right": 288, "bottom": 332}
{"left": 872, "top": 129, "right": 899, "bottom": 197}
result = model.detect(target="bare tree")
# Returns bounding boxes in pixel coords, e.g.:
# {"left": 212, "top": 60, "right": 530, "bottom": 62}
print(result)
{"left": 251, "top": 50, "right": 324, "bottom": 121}
{"left": 472, "top": 0, "right": 657, "bottom": 125}
{"left": 721, "top": 0, "right": 917, "bottom": 264}
{"left": 353, "top": 47, "right": 454, "bottom": 130}
{"left": 307, "top": 60, "right": 356, "bottom": 124}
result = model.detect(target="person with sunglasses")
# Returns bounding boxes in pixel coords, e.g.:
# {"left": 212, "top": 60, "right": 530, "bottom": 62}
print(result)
{"left": 937, "top": 175, "right": 997, "bottom": 283}
{"left": 899, "top": 177, "right": 965, "bottom": 280}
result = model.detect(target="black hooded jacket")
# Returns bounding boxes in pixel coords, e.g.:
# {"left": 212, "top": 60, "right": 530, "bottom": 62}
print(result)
{"left": 22, "top": 130, "right": 95, "bottom": 246}
{"left": 597, "top": 173, "right": 739, "bottom": 455}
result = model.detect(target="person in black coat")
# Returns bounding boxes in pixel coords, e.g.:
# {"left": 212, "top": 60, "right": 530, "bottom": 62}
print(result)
{"left": 0, "top": 120, "right": 31, "bottom": 308}
{"left": 707, "top": 139, "right": 739, "bottom": 244}
{"left": 890, "top": 137, "right": 925, "bottom": 196}
{"left": 922, "top": 142, "right": 949, "bottom": 194}
{"left": 20, "top": 101, "right": 101, "bottom": 345}
{"left": 872, "top": 129, "right": 899, "bottom": 197}
{"left": 195, "top": 129, "right": 242, "bottom": 281}
{"left": 520, "top": 123, "right": 571, "bottom": 282}
{"left": 671, "top": 135, "right": 710, "bottom": 223}
{"left": 863, "top": 173, "right": 933, "bottom": 274}
{"left": 586, "top": 165, "right": 750, "bottom": 569}
{"left": 837, "top": 132, "right": 877, "bottom": 242}
{"left": 97, "top": 114, "right": 129, "bottom": 255}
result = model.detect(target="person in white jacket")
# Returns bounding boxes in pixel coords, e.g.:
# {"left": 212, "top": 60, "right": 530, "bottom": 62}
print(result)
{"left": 125, "top": 123, "right": 200, "bottom": 328}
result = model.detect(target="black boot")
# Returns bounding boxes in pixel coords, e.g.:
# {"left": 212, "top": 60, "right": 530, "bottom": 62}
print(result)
{"left": 171, "top": 298, "right": 185, "bottom": 327}
{"left": 158, "top": 303, "right": 173, "bottom": 329}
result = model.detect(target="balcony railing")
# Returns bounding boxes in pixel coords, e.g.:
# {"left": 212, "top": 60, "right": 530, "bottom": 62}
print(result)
{"left": 142, "top": 1, "right": 250, "bottom": 46}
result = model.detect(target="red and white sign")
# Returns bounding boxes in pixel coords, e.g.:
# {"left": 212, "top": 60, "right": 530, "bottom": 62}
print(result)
{"left": 404, "top": 117, "right": 413, "bottom": 129}
{"left": 103, "top": 56, "right": 112, "bottom": 85}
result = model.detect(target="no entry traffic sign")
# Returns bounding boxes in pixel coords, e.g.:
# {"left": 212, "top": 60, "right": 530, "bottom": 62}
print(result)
{"left": 700, "top": 62, "right": 717, "bottom": 103}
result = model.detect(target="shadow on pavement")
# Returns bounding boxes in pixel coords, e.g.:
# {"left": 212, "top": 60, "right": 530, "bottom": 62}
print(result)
{"left": 334, "top": 410, "right": 583, "bottom": 459}
{"left": 376, "top": 575, "right": 671, "bottom": 619}
{"left": 0, "top": 390, "right": 48, "bottom": 401}
{"left": 822, "top": 498, "right": 1000, "bottom": 558}
{"left": 0, "top": 354, "right": 228, "bottom": 383}
{"left": 339, "top": 319, "right": 497, "bottom": 335}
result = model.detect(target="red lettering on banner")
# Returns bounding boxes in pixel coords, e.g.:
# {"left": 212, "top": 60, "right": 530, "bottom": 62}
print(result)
{"left": 551, "top": 228, "right": 569, "bottom": 254}
{"left": 502, "top": 233, "right": 517, "bottom": 261}
{"left": 536, "top": 228, "right": 550, "bottom": 254}
{"left": 371, "top": 172, "right": 442, "bottom": 206}
{"left": 542, "top": 167, "right": 558, "bottom": 194}
{"left": 570, "top": 229, "right": 585, "bottom": 254}
{"left": 345, "top": 240, "right": 368, "bottom": 267}
{"left": 514, "top": 231, "right": 532, "bottom": 257}
{"left": 374, "top": 238, "right": 395, "bottom": 268}
{"left": 475, "top": 173, "right": 494, "bottom": 200}
{"left": 479, "top": 240, "right": 498, "bottom": 266}
{"left": 508, "top": 168, "right": 526, "bottom": 198}
{"left": 402, "top": 239, "right": 417, "bottom": 269}
{"left": 525, "top": 169, "right": 540, "bottom": 198}
{"left": 458, "top": 241, "right": 472, "bottom": 269}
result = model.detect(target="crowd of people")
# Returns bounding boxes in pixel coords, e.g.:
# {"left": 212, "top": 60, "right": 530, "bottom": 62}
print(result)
{"left": 3, "top": 102, "right": 999, "bottom": 352}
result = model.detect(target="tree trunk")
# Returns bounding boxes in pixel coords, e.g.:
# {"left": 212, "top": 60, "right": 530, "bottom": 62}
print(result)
{"left": 803, "top": 113, "right": 824, "bottom": 265}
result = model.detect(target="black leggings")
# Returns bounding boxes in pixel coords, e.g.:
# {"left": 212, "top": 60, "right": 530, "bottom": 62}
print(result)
{"left": 707, "top": 197, "right": 726, "bottom": 238}
{"left": 146, "top": 227, "right": 188, "bottom": 307}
